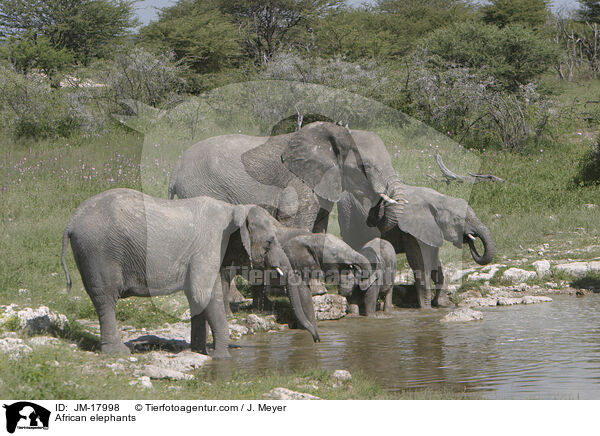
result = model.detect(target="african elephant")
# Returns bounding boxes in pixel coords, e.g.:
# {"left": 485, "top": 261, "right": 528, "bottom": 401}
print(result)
{"left": 338, "top": 184, "right": 495, "bottom": 309}
{"left": 61, "top": 188, "right": 319, "bottom": 358}
{"left": 220, "top": 227, "right": 374, "bottom": 318}
{"left": 168, "top": 122, "right": 405, "bottom": 235}
{"left": 345, "top": 238, "right": 397, "bottom": 316}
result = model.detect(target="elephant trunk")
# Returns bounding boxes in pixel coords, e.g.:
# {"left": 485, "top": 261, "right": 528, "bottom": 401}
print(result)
{"left": 464, "top": 214, "right": 495, "bottom": 265}
{"left": 287, "top": 275, "right": 320, "bottom": 342}
{"left": 369, "top": 175, "right": 405, "bottom": 234}
{"left": 268, "top": 245, "right": 319, "bottom": 342}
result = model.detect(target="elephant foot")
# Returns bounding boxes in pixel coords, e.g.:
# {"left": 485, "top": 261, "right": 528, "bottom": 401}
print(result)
{"left": 348, "top": 304, "right": 359, "bottom": 315}
{"left": 101, "top": 342, "right": 131, "bottom": 355}
{"left": 211, "top": 349, "right": 232, "bottom": 360}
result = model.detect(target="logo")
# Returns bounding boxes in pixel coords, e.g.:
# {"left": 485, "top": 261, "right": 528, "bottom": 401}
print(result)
{"left": 3, "top": 402, "right": 50, "bottom": 434}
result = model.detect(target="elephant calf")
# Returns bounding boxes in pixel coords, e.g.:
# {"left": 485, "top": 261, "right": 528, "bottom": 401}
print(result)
{"left": 221, "top": 228, "right": 373, "bottom": 320}
{"left": 346, "top": 238, "right": 397, "bottom": 316}
{"left": 61, "top": 188, "right": 319, "bottom": 358}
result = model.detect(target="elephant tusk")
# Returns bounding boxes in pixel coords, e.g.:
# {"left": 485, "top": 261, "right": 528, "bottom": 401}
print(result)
{"left": 275, "top": 267, "right": 284, "bottom": 277}
{"left": 467, "top": 234, "right": 476, "bottom": 241}
{"left": 379, "top": 193, "right": 398, "bottom": 204}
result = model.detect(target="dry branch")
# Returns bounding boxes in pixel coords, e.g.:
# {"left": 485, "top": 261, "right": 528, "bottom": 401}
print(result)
{"left": 433, "top": 153, "right": 505, "bottom": 184}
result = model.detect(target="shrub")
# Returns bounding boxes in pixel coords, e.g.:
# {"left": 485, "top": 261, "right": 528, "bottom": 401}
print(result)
{"left": 421, "top": 21, "right": 560, "bottom": 92}
{"left": 399, "top": 49, "right": 555, "bottom": 152}
{"left": 96, "top": 47, "right": 185, "bottom": 110}
{"left": 0, "top": 66, "right": 83, "bottom": 138}
{"left": 575, "top": 135, "right": 600, "bottom": 186}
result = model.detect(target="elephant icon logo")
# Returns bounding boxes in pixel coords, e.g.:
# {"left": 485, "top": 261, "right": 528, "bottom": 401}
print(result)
{"left": 3, "top": 402, "right": 50, "bottom": 433}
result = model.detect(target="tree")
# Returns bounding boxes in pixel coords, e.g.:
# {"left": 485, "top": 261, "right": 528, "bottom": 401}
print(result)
{"left": 481, "top": 0, "right": 550, "bottom": 28}
{"left": 0, "top": 0, "right": 138, "bottom": 64}
{"left": 578, "top": 0, "right": 600, "bottom": 22}
{"left": 422, "top": 21, "right": 560, "bottom": 91}
{"left": 2, "top": 35, "right": 73, "bottom": 82}
{"left": 374, "top": 0, "right": 477, "bottom": 57}
{"left": 139, "top": 1, "right": 242, "bottom": 74}
{"left": 217, "top": 0, "right": 342, "bottom": 63}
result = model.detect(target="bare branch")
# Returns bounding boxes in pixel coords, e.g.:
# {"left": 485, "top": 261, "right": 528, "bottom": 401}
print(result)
{"left": 434, "top": 153, "right": 505, "bottom": 184}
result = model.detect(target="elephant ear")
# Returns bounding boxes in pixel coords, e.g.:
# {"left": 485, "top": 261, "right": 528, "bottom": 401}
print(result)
{"left": 232, "top": 206, "right": 252, "bottom": 261}
{"left": 397, "top": 194, "right": 444, "bottom": 248}
{"left": 280, "top": 128, "right": 343, "bottom": 203}
{"left": 283, "top": 235, "right": 321, "bottom": 272}
{"left": 241, "top": 138, "right": 293, "bottom": 188}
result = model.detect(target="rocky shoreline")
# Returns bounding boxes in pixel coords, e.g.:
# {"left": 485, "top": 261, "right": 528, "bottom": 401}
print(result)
{"left": 1, "top": 254, "right": 598, "bottom": 385}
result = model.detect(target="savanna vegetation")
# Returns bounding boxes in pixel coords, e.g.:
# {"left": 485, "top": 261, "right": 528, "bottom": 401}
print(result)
{"left": 1, "top": 0, "right": 600, "bottom": 399}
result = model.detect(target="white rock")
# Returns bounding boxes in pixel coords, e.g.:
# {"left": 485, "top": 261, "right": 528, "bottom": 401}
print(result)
{"left": 229, "top": 323, "right": 249, "bottom": 339}
{"left": 532, "top": 260, "right": 551, "bottom": 278}
{"left": 149, "top": 350, "right": 211, "bottom": 372}
{"left": 468, "top": 266, "right": 499, "bottom": 281}
{"left": 332, "top": 370, "right": 352, "bottom": 382}
{"left": 447, "top": 268, "right": 476, "bottom": 283}
{"left": 264, "top": 388, "right": 320, "bottom": 400}
{"left": 441, "top": 308, "right": 483, "bottom": 323}
{"left": 312, "top": 294, "right": 348, "bottom": 320}
{"left": 106, "top": 362, "right": 125, "bottom": 373}
{"left": 18, "top": 288, "right": 29, "bottom": 295}
{"left": 138, "top": 376, "right": 153, "bottom": 389}
{"left": 464, "top": 297, "right": 497, "bottom": 307}
{"left": 497, "top": 297, "right": 522, "bottom": 306}
{"left": 28, "top": 336, "right": 60, "bottom": 347}
{"left": 521, "top": 296, "right": 552, "bottom": 304}
{"left": 502, "top": 268, "right": 537, "bottom": 283}
{"left": 554, "top": 261, "right": 600, "bottom": 278}
{"left": 584, "top": 203, "right": 597, "bottom": 209}
{"left": 242, "top": 314, "right": 275, "bottom": 332}
{"left": 142, "top": 364, "right": 193, "bottom": 380}
{"left": 0, "top": 306, "right": 69, "bottom": 335}
{"left": 0, "top": 338, "right": 33, "bottom": 359}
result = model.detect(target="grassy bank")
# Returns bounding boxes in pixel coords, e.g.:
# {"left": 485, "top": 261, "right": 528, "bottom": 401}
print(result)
{"left": 0, "top": 343, "right": 473, "bottom": 400}
{"left": 1, "top": 77, "right": 599, "bottom": 399}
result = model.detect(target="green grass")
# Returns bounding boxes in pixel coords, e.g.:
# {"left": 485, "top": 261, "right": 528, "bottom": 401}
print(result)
{"left": 0, "top": 344, "right": 474, "bottom": 399}
{"left": 1, "top": 76, "right": 600, "bottom": 399}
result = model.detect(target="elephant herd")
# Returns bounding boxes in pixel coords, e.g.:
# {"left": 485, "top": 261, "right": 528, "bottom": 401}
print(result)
{"left": 61, "top": 122, "right": 495, "bottom": 358}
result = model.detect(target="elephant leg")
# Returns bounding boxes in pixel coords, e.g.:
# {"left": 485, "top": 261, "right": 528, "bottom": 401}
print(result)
{"left": 251, "top": 285, "right": 274, "bottom": 312}
{"left": 90, "top": 291, "right": 129, "bottom": 355}
{"left": 204, "top": 284, "right": 231, "bottom": 360}
{"left": 348, "top": 288, "right": 360, "bottom": 315}
{"left": 405, "top": 237, "right": 431, "bottom": 309}
{"left": 363, "top": 285, "right": 379, "bottom": 317}
{"left": 383, "top": 285, "right": 393, "bottom": 312}
{"left": 220, "top": 270, "right": 233, "bottom": 317}
{"left": 431, "top": 253, "right": 445, "bottom": 307}
{"left": 190, "top": 312, "right": 209, "bottom": 355}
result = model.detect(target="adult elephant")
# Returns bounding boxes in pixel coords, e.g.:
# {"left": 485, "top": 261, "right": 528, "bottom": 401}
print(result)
{"left": 61, "top": 189, "right": 319, "bottom": 358}
{"left": 168, "top": 122, "right": 405, "bottom": 234}
{"left": 338, "top": 183, "right": 495, "bottom": 309}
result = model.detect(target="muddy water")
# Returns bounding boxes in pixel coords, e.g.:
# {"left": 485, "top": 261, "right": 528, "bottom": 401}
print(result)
{"left": 203, "top": 295, "right": 600, "bottom": 399}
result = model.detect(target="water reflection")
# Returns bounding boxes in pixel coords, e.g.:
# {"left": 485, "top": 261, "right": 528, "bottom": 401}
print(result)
{"left": 202, "top": 295, "right": 600, "bottom": 399}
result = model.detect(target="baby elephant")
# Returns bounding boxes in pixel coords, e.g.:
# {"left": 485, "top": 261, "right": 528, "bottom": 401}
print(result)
{"left": 345, "top": 238, "right": 397, "bottom": 316}
{"left": 61, "top": 188, "right": 319, "bottom": 358}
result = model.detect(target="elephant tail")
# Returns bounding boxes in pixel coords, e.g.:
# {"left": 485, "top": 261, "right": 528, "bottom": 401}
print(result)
{"left": 61, "top": 227, "right": 72, "bottom": 294}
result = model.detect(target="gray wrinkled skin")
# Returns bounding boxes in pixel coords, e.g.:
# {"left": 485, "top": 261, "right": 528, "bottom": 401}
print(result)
{"left": 347, "top": 238, "right": 397, "bottom": 316}
{"left": 339, "top": 185, "right": 495, "bottom": 309}
{"left": 61, "top": 188, "right": 319, "bottom": 358}
{"left": 168, "top": 122, "right": 405, "bottom": 235}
